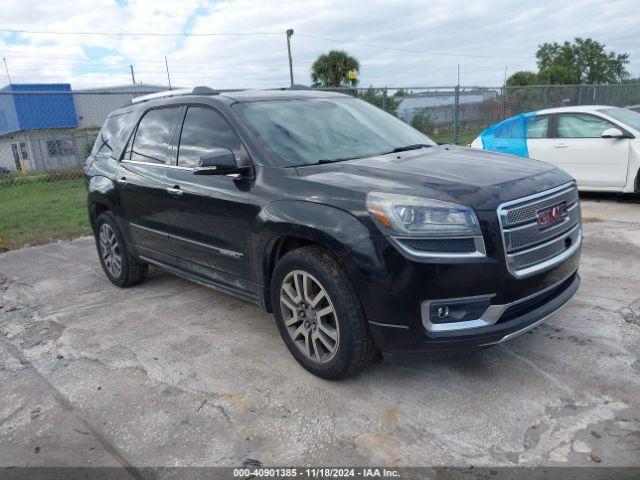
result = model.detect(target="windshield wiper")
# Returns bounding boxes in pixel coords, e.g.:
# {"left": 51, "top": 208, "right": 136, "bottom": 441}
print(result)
{"left": 313, "top": 144, "right": 433, "bottom": 165}
{"left": 315, "top": 154, "right": 371, "bottom": 165}
{"left": 390, "top": 143, "right": 434, "bottom": 153}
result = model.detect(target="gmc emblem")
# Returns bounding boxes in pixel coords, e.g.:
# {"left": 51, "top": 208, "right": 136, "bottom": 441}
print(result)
{"left": 536, "top": 202, "right": 568, "bottom": 229}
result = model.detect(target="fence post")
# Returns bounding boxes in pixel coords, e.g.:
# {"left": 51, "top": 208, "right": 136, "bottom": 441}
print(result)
{"left": 543, "top": 86, "right": 549, "bottom": 108}
{"left": 577, "top": 84, "right": 583, "bottom": 105}
{"left": 500, "top": 86, "right": 505, "bottom": 120}
{"left": 453, "top": 85, "right": 460, "bottom": 144}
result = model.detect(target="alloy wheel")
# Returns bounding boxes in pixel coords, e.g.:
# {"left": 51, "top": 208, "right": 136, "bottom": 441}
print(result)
{"left": 279, "top": 270, "right": 340, "bottom": 363}
{"left": 99, "top": 223, "right": 122, "bottom": 278}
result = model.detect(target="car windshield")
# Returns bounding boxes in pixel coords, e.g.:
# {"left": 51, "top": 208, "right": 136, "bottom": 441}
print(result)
{"left": 235, "top": 97, "right": 436, "bottom": 166}
{"left": 598, "top": 106, "right": 640, "bottom": 132}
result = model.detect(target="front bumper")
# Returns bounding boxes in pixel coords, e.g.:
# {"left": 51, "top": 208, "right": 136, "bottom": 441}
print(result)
{"left": 343, "top": 202, "right": 582, "bottom": 356}
{"left": 368, "top": 272, "right": 579, "bottom": 358}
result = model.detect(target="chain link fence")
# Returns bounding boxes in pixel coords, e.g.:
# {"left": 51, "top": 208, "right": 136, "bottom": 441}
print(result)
{"left": 1, "top": 83, "right": 639, "bottom": 251}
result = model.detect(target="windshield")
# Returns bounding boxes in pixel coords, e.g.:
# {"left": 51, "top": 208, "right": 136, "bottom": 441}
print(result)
{"left": 235, "top": 97, "right": 436, "bottom": 166}
{"left": 598, "top": 107, "right": 640, "bottom": 132}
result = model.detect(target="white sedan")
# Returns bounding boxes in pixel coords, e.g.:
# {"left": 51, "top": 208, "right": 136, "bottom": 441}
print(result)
{"left": 471, "top": 105, "right": 640, "bottom": 193}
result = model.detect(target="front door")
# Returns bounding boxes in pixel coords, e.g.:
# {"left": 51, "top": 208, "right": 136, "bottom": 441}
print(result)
{"left": 164, "top": 105, "right": 258, "bottom": 296}
{"left": 117, "top": 106, "right": 182, "bottom": 263}
{"left": 551, "top": 113, "right": 629, "bottom": 188}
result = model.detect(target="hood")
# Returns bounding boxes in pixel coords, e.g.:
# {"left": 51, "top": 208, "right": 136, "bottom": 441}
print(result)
{"left": 295, "top": 145, "right": 573, "bottom": 210}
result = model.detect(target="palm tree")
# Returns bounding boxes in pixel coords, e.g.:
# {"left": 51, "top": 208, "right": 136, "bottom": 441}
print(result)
{"left": 310, "top": 50, "right": 360, "bottom": 88}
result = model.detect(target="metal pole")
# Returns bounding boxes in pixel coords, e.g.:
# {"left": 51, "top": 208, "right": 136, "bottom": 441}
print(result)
{"left": 130, "top": 65, "right": 136, "bottom": 85}
{"left": 382, "top": 88, "right": 388, "bottom": 111}
{"left": 3, "top": 57, "right": 12, "bottom": 84}
{"left": 165, "top": 56, "right": 172, "bottom": 90}
{"left": 286, "top": 29, "right": 294, "bottom": 87}
{"left": 453, "top": 64, "right": 460, "bottom": 144}
{"left": 501, "top": 65, "right": 507, "bottom": 120}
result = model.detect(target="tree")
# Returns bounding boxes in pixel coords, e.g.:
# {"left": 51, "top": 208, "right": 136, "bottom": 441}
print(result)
{"left": 411, "top": 112, "right": 435, "bottom": 135}
{"left": 357, "top": 87, "right": 402, "bottom": 115}
{"left": 311, "top": 50, "right": 360, "bottom": 88}
{"left": 536, "top": 38, "right": 629, "bottom": 84}
{"left": 506, "top": 71, "right": 539, "bottom": 86}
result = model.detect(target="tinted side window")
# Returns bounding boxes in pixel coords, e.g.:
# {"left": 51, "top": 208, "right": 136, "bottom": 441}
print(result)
{"left": 91, "top": 110, "right": 134, "bottom": 158}
{"left": 129, "top": 107, "right": 181, "bottom": 164}
{"left": 177, "top": 107, "right": 242, "bottom": 168}
{"left": 526, "top": 115, "right": 549, "bottom": 139}
{"left": 557, "top": 113, "right": 613, "bottom": 138}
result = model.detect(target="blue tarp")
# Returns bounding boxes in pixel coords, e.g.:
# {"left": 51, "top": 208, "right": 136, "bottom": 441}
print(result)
{"left": 479, "top": 112, "right": 536, "bottom": 158}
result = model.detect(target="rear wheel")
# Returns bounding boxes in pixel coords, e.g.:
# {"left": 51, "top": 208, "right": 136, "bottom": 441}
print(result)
{"left": 271, "top": 246, "right": 378, "bottom": 379}
{"left": 94, "top": 212, "right": 148, "bottom": 287}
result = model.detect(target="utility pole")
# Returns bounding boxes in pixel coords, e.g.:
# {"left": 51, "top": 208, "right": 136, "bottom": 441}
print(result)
{"left": 165, "top": 56, "right": 172, "bottom": 90}
{"left": 3, "top": 57, "right": 12, "bottom": 84}
{"left": 286, "top": 29, "right": 294, "bottom": 87}
{"left": 130, "top": 64, "right": 136, "bottom": 85}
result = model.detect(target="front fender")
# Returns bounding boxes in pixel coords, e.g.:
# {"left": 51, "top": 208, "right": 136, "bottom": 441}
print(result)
{"left": 253, "top": 199, "right": 376, "bottom": 309}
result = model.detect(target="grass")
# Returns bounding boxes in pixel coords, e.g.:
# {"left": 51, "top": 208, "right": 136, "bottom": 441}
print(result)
{"left": 0, "top": 172, "right": 90, "bottom": 250}
{"left": 429, "top": 131, "right": 479, "bottom": 146}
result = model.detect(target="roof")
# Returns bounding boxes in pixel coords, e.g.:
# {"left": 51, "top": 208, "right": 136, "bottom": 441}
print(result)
{"left": 0, "top": 83, "right": 78, "bottom": 136}
{"left": 537, "top": 105, "right": 612, "bottom": 115}
{"left": 218, "top": 88, "right": 348, "bottom": 102}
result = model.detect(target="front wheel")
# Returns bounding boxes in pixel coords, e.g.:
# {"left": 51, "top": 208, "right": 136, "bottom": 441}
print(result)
{"left": 271, "top": 246, "right": 378, "bottom": 379}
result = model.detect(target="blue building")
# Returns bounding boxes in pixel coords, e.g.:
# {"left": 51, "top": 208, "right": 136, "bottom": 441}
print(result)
{"left": 0, "top": 83, "right": 86, "bottom": 171}
{"left": 0, "top": 83, "right": 167, "bottom": 171}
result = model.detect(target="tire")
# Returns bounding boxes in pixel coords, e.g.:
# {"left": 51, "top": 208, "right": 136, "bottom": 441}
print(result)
{"left": 271, "top": 245, "right": 378, "bottom": 379}
{"left": 94, "top": 212, "right": 148, "bottom": 287}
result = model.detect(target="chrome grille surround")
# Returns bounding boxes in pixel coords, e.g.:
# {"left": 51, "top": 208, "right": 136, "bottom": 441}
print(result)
{"left": 498, "top": 182, "right": 581, "bottom": 278}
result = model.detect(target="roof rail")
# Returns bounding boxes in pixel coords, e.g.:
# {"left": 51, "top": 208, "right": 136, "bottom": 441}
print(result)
{"left": 131, "top": 86, "right": 219, "bottom": 104}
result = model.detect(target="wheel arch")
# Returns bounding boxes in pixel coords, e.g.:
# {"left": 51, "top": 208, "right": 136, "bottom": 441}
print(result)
{"left": 255, "top": 201, "right": 374, "bottom": 313}
{"left": 87, "top": 175, "right": 117, "bottom": 231}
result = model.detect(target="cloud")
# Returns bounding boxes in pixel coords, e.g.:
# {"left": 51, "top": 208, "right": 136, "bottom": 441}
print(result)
{"left": 0, "top": 0, "right": 638, "bottom": 89}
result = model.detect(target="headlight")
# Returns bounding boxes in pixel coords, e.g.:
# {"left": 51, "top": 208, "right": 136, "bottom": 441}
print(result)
{"left": 366, "top": 192, "right": 481, "bottom": 237}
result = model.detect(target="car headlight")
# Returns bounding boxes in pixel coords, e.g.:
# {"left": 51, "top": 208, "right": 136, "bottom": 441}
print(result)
{"left": 366, "top": 192, "right": 481, "bottom": 237}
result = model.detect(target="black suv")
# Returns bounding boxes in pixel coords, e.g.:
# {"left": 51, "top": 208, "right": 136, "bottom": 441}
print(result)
{"left": 85, "top": 87, "right": 581, "bottom": 379}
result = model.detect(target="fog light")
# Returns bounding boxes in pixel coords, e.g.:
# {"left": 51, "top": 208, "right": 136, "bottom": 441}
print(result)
{"left": 428, "top": 297, "right": 491, "bottom": 324}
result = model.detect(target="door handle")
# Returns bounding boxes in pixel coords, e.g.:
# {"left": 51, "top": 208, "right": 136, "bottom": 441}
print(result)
{"left": 166, "top": 186, "right": 183, "bottom": 196}
{"left": 116, "top": 176, "right": 128, "bottom": 186}
{"left": 554, "top": 143, "right": 569, "bottom": 148}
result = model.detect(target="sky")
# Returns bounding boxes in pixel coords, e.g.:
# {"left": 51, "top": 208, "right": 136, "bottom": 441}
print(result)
{"left": 0, "top": 0, "right": 638, "bottom": 90}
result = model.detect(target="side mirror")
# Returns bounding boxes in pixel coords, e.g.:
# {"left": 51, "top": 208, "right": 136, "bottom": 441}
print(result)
{"left": 194, "top": 148, "right": 241, "bottom": 176}
{"left": 601, "top": 127, "right": 627, "bottom": 139}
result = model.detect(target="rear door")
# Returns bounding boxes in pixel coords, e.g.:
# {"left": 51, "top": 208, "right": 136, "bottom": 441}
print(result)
{"left": 551, "top": 113, "right": 629, "bottom": 188}
{"left": 164, "top": 105, "right": 258, "bottom": 295}
{"left": 118, "top": 106, "right": 182, "bottom": 263}
{"left": 525, "top": 114, "right": 555, "bottom": 162}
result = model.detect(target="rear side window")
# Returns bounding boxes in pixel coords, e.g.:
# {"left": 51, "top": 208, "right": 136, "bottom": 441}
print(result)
{"left": 526, "top": 115, "right": 549, "bottom": 138}
{"left": 177, "top": 106, "right": 242, "bottom": 168}
{"left": 128, "top": 107, "right": 181, "bottom": 164}
{"left": 557, "top": 113, "right": 614, "bottom": 138}
{"left": 91, "top": 111, "right": 134, "bottom": 158}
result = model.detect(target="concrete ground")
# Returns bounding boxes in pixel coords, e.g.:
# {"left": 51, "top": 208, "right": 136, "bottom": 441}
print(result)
{"left": 0, "top": 195, "right": 639, "bottom": 472}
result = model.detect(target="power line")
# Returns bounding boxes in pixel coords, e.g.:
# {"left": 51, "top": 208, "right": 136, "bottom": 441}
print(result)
{"left": 0, "top": 28, "right": 283, "bottom": 37}
{"left": 296, "top": 33, "right": 534, "bottom": 60}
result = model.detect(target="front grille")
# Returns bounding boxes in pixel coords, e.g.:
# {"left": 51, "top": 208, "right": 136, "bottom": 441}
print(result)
{"left": 503, "top": 188, "right": 579, "bottom": 227}
{"left": 498, "top": 183, "right": 581, "bottom": 277}
{"left": 400, "top": 238, "right": 476, "bottom": 253}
